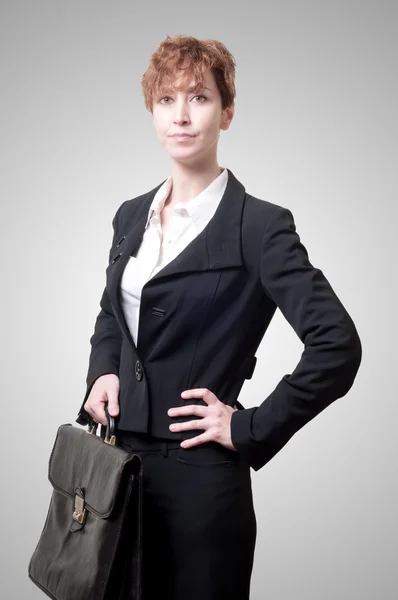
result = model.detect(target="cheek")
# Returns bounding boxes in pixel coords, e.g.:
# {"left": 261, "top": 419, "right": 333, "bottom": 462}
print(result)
{"left": 152, "top": 115, "right": 167, "bottom": 134}
{"left": 202, "top": 111, "right": 221, "bottom": 132}
{"left": 201, "top": 120, "right": 220, "bottom": 142}
{"left": 154, "top": 124, "right": 168, "bottom": 144}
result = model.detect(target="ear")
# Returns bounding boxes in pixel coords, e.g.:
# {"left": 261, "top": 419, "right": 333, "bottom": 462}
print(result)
{"left": 220, "top": 104, "right": 235, "bottom": 131}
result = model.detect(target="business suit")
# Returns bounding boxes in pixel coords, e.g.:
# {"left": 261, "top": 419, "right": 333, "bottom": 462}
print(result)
{"left": 76, "top": 167, "right": 361, "bottom": 598}
{"left": 76, "top": 167, "right": 362, "bottom": 472}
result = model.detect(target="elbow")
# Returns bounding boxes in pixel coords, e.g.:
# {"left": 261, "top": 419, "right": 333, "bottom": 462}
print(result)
{"left": 338, "top": 325, "right": 362, "bottom": 397}
{"left": 349, "top": 322, "right": 362, "bottom": 374}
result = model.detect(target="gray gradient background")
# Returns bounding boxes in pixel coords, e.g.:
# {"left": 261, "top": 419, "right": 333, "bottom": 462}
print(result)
{"left": 1, "top": 1, "right": 397, "bottom": 598}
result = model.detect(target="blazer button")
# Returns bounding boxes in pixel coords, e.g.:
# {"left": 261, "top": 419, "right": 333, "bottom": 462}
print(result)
{"left": 135, "top": 360, "right": 143, "bottom": 381}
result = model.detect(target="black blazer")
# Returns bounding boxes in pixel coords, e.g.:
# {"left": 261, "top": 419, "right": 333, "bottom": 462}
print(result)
{"left": 76, "top": 168, "right": 362, "bottom": 471}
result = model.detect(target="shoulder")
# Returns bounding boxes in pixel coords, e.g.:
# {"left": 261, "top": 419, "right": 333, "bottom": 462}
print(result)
{"left": 240, "top": 192, "right": 299, "bottom": 274}
{"left": 242, "top": 192, "right": 295, "bottom": 239}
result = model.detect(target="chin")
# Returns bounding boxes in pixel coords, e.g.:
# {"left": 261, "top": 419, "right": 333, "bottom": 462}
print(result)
{"left": 168, "top": 148, "right": 200, "bottom": 160}
{"left": 168, "top": 154, "right": 195, "bottom": 163}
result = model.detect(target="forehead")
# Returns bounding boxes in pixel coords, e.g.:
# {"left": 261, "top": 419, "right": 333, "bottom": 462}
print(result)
{"left": 158, "top": 67, "right": 215, "bottom": 93}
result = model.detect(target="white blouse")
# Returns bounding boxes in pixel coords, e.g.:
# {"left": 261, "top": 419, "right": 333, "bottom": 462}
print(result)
{"left": 119, "top": 167, "right": 229, "bottom": 345}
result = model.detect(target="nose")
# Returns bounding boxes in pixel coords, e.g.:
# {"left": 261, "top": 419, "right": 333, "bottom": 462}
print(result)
{"left": 172, "top": 100, "right": 191, "bottom": 125}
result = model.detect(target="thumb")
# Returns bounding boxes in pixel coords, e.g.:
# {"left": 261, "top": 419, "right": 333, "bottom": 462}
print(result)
{"left": 106, "top": 388, "right": 119, "bottom": 417}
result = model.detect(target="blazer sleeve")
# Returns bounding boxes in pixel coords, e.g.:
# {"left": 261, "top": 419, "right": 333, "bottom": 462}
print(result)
{"left": 75, "top": 202, "right": 126, "bottom": 426}
{"left": 230, "top": 206, "right": 362, "bottom": 471}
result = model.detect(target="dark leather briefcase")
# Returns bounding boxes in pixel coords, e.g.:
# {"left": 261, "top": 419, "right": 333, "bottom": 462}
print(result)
{"left": 28, "top": 407, "right": 143, "bottom": 600}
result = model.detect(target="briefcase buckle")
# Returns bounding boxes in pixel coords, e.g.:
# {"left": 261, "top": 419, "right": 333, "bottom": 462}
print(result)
{"left": 72, "top": 491, "right": 87, "bottom": 525}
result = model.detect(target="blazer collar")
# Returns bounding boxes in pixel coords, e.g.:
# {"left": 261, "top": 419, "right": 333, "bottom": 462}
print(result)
{"left": 117, "top": 167, "right": 247, "bottom": 284}
{"left": 143, "top": 167, "right": 229, "bottom": 233}
{"left": 106, "top": 167, "right": 247, "bottom": 353}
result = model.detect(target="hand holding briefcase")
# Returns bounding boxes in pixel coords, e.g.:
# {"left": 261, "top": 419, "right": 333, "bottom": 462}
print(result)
{"left": 28, "top": 407, "right": 143, "bottom": 600}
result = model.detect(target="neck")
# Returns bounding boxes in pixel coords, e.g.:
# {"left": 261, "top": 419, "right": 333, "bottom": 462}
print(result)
{"left": 166, "top": 160, "right": 224, "bottom": 207}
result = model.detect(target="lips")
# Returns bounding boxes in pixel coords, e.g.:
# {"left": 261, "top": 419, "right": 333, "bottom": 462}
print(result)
{"left": 171, "top": 134, "right": 195, "bottom": 138}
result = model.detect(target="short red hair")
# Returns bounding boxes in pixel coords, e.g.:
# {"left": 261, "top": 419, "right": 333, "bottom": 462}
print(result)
{"left": 141, "top": 35, "right": 236, "bottom": 113}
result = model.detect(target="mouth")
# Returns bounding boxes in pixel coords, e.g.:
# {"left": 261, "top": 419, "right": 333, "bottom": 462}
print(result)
{"left": 171, "top": 134, "right": 196, "bottom": 141}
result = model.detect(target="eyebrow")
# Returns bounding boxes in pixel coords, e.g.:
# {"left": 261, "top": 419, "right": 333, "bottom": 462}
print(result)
{"left": 162, "top": 85, "right": 213, "bottom": 94}
{"left": 190, "top": 85, "right": 212, "bottom": 93}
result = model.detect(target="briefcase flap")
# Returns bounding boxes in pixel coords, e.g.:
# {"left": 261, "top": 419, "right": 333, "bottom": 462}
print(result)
{"left": 48, "top": 423, "right": 139, "bottom": 519}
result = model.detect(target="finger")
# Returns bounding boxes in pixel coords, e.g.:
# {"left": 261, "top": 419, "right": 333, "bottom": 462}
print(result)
{"left": 106, "top": 388, "right": 120, "bottom": 417}
{"left": 83, "top": 401, "right": 102, "bottom": 424}
{"left": 181, "top": 388, "right": 217, "bottom": 404}
{"left": 92, "top": 403, "right": 108, "bottom": 427}
{"left": 173, "top": 418, "right": 208, "bottom": 432}
{"left": 169, "top": 405, "right": 207, "bottom": 417}
{"left": 181, "top": 433, "right": 211, "bottom": 448}
{"left": 83, "top": 405, "right": 96, "bottom": 423}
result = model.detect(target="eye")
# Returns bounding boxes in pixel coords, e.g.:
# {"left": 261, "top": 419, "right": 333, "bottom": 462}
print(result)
{"left": 159, "top": 94, "right": 208, "bottom": 105}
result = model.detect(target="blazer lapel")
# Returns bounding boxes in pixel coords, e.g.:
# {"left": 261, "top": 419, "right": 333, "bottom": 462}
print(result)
{"left": 148, "top": 167, "right": 247, "bottom": 282}
{"left": 105, "top": 184, "right": 162, "bottom": 350}
{"left": 106, "top": 168, "right": 247, "bottom": 351}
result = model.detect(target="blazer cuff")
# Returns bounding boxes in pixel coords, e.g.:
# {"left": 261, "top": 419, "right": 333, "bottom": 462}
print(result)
{"left": 230, "top": 407, "right": 270, "bottom": 472}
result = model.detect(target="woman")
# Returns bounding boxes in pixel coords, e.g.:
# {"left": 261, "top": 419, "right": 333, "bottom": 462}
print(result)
{"left": 76, "top": 35, "right": 362, "bottom": 599}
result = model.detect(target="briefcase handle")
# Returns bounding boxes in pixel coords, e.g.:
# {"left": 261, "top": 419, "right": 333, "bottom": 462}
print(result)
{"left": 86, "top": 404, "right": 116, "bottom": 446}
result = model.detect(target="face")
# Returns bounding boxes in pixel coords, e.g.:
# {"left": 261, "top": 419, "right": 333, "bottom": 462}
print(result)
{"left": 151, "top": 67, "right": 234, "bottom": 166}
